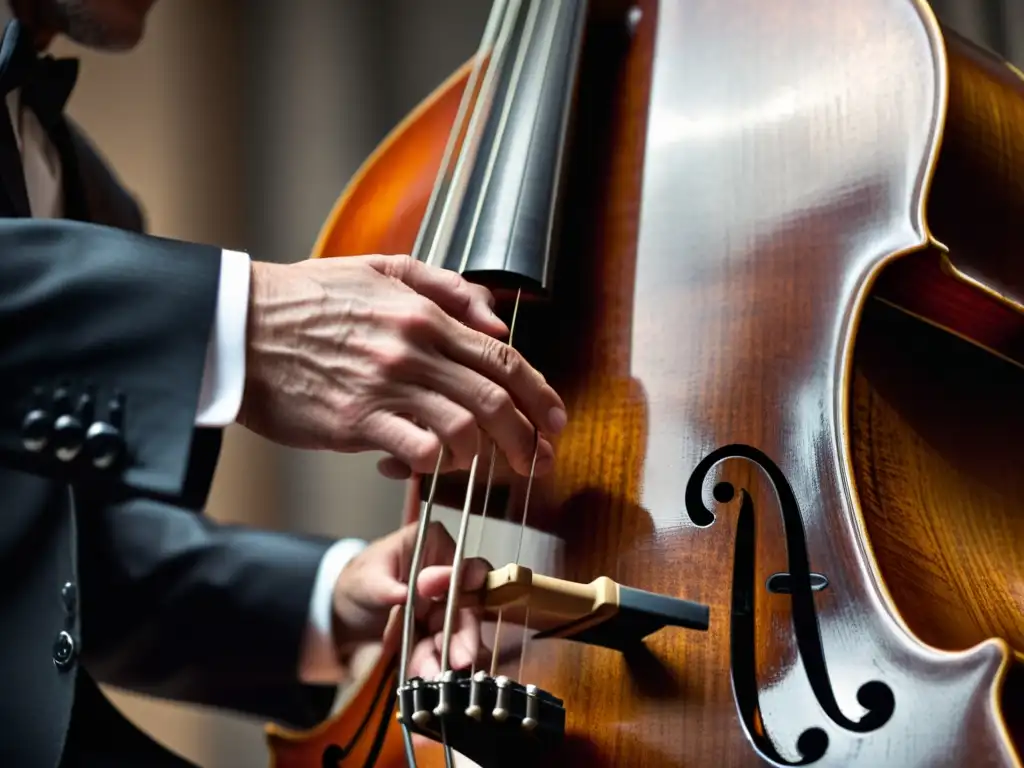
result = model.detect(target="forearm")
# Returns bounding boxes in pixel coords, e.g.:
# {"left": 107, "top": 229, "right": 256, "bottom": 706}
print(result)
{"left": 77, "top": 487, "right": 340, "bottom": 727}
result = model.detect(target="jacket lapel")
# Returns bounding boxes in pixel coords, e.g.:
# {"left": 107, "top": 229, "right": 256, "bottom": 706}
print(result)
{"left": 46, "top": 115, "right": 87, "bottom": 222}
{"left": 0, "top": 20, "right": 31, "bottom": 218}
{"left": 0, "top": 97, "right": 30, "bottom": 217}
{"left": 48, "top": 116, "right": 143, "bottom": 232}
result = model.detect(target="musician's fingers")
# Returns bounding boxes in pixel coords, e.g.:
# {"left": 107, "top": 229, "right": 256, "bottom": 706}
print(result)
{"left": 415, "top": 556, "right": 491, "bottom": 603}
{"left": 437, "top": 323, "right": 567, "bottom": 443}
{"left": 399, "top": 629, "right": 491, "bottom": 680}
{"left": 389, "top": 521, "right": 456, "bottom": 606}
{"left": 409, "top": 637, "right": 442, "bottom": 680}
{"left": 473, "top": 637, "right": 495, "bottom": 671}
{"left": 445, "top": 607, "right": 483, "bottom": 670}
{"left": 460, "top": 556, "right": 492, "bottom": 592}
{"left": 376, "top": 455, "right": 412, "bottom": 480}
{"left": 415, "top": 565, "right": 453, "bottom": 602}
{"left": 416, "top": 360, "right": 556, "bottom": 477}
{"left": 371, "top": 404, "right": 469, "bottom": 481}
{"left": 365, "top": 254, "right": 508, "bottom": 338}
{"left": 379, "top": 605, "right": 405, "bottom": 657}
{"left": 399, "top": 386, "right": 484, "bottom": 471}
{"left": 413, "top": 558, "right": 490, "bottom": 632}
{"left": 377, "top": 442, "right": 465, "bottom": 480}
{"left": 423, "top": 519, "right": 458, "bottom": 564}
{"left": 360, "top": 412, "right": 444, "bottom": 476}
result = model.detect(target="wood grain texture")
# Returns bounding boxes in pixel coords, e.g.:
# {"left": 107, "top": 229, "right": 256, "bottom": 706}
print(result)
{"left": 267, "top": 1, "right": 1023, "bottom": 765}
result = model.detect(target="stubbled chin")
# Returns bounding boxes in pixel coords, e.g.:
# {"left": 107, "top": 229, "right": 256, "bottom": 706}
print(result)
{"left": 61, "top": 6, "right": 145, "bottom": 51}
{"left": 66, "top": 26, "right": 142, "bottom": 51}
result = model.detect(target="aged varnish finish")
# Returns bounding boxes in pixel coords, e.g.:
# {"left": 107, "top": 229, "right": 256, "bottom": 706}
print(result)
{"left": 267, "top": 1, "right": 1024, "bottom": 766}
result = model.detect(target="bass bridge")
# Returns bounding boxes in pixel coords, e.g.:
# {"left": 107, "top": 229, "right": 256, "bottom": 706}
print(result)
{"left": 396, "top": 564, "right": 710, "bottom": 766}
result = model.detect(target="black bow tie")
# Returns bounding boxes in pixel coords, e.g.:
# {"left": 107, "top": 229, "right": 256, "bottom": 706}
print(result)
{"left": 0, "top": 19, "right": 78, "bottom": 129}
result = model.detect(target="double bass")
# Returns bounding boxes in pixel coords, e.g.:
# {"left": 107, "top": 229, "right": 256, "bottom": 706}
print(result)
{"left": 267, "top": 0, "right": 1024, "bottom": 765}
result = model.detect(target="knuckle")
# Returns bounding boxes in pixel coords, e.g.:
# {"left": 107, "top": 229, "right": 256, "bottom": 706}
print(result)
{"left": 444, "top": 268, "right": 466, "bottom": 292}
{"left": 380, "top": 253, "right": 414, "bottom": 281}
{"left": 396, "top": 297, "right": 438, "bottom": 337}
{"left": 446, "top": 410, "right": 477, "bottom": 440}
{"left": 373, "top": 341, "right": 411, "bottom": 376}
{"left": 408, "top": 434, "right": 441, "bottom": 470}
{"left": 481, "top": 336, "right": 520, "bottom": 376}
{"left": 476, "top": 382, "right": 513, "bottom": 420}
{"left": 444, "top": 270, "right": 472, "bottom": 306}
{"left": 472, "top": 283, "right": 495, "bottom": 304}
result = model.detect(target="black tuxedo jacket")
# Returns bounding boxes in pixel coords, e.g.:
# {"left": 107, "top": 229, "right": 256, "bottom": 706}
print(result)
{"left": 0, "top": 108, "right": 337, "bottom": 765}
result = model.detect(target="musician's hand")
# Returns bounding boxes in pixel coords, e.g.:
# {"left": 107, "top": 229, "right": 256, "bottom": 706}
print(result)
{"left": 238, "top": 255, "right": 566, "bottom": 478}
{"left": 332, "top": 520, "right": 491, "bottom": 678}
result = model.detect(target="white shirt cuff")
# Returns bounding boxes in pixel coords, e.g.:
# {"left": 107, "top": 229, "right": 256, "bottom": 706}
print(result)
{"left": 195, "top": 249, "right": 251, "bottom": 428}
{"left": 299, "top": 538, "right": 368, "bottom": 683}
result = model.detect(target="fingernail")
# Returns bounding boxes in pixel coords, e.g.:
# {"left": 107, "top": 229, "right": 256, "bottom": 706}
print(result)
{"left": 547, "top": 407, "right": 567, "bottom": 433}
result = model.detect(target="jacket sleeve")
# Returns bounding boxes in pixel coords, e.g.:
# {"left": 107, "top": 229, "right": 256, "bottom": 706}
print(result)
{"left": 75, "top": 433, "right": 339, "bottom": 728}
{"left": 0, "top": 217, "right": 223, "bottom": 501}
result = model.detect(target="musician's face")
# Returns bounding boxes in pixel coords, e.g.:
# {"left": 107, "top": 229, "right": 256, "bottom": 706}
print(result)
{"left": 40, "top": 0, "right": 157, "bottom": 50}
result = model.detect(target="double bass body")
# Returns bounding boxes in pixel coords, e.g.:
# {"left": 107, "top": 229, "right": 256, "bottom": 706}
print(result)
{"left": 270, "top": 0, "right": 1024, "bottom": 765}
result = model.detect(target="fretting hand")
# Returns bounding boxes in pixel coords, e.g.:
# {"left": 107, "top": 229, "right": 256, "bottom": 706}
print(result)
{"left": 237, "top": 254, "right": 566, "bottom": 478}
{"left": 331, "top": 521, "right": 492, "bottom": 679}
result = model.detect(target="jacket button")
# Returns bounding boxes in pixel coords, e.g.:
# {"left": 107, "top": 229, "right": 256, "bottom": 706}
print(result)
{"left": 53, "top": 630, "right": 76, "bottom": 670}
{"left": 52, "top": 413, "right": 85, "bottom": 462}
{"left": 85, "top": 422, "right": 123, "bottom": 470}
{"left": 20, "top": 408, "right": 52, "bottom": 453}
{"left": 61, "top": 581, "right": 77, "bottom": 615}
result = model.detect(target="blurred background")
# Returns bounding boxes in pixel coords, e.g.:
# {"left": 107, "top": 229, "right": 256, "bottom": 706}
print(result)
{"left": 44, "top": 0, "right": 1024, "bottom": 765}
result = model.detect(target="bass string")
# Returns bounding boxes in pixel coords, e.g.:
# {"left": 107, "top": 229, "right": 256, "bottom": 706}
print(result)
{"left": 437, "top": 0, "right": 556, "bottom": 684}
{"left": 396, "top": 2, "right": 515, "bottom": 766}
{"left": 395, "top": 0, "right": 524, "bottom": 684}
{"left": 455, "top": 0, "right": 543, "bottom": 275}
{"left": 396, "top": 1, "right": 541, "bottom": 766}
{"left": 411, "top": 0, "right": 512, "bottom": 270}
{"left": 514, "top": 426, "right": 540, "bottom": 684}
{"left": 473, "top": 0, "right": 567, "bottom": 688}
{"left": 397, "top": 0, "right": 510, "bottom": 693}
{"left": 466, "top": 441, "right": 499, "bottom": 681}
{"left": 433, "top": 286, "right": 527, "bottom": 768}
{"left": 422, "top": 0, "right": 524, "bottom": 271}
{"left": 435, "top": 0, "right": 540, "bottom": 673}
{"left": 454, "top": 0, "right": 544, "bottom": 680}
{"left": 470, "top": 291, "right": 525, "bottom": 681}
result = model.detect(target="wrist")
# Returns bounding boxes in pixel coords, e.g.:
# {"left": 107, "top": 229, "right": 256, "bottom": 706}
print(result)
{"left": 238, "top": 260, "right": 277, "bottom": 427}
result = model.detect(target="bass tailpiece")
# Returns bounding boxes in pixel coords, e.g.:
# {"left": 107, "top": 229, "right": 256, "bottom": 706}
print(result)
{"left": 397, "top": 670, "right": 565, "bottom": 766}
